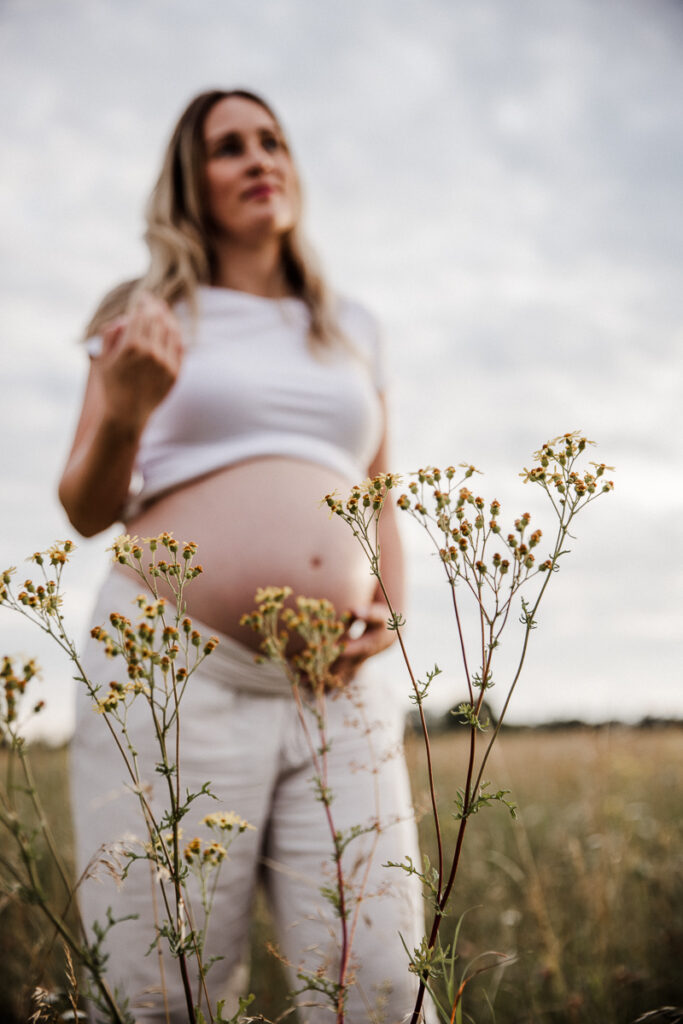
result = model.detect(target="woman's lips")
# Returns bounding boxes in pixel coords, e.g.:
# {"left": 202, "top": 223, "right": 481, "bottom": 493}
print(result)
{"left": 243, "top": 184, "right": 275, "bottom": 200}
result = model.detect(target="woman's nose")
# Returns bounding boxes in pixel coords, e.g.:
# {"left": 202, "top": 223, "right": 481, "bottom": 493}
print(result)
{"left": 246, "top": 147, "right": 275, "bottom": 175}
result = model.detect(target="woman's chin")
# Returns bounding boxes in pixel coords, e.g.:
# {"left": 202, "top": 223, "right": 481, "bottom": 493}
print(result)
{"left": 225, "top": 210, "right": 295, "bottom": 247}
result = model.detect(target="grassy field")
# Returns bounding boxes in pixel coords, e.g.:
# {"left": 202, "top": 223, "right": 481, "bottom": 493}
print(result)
{"left": 0, "top": 738, "right": 78, "bottom": 1020}
{"left": 406, "top": 724, "right": 683, "bottom": 1023}
{"left": 1, "top": 725, "right": 681, "bottom": 1023}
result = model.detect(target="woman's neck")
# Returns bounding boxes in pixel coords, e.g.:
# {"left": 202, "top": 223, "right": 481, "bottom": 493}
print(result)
{"left": 211, "top": 238, "right": 292, "bottom": 298}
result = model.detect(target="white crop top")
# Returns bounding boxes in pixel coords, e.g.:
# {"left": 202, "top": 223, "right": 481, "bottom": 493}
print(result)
{"left": 88, "top": 287, "right": 385, "bottom": 520}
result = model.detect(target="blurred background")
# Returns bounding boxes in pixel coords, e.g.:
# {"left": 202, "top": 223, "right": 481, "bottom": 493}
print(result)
{"left": 2, "top": 0, "right": 682, "bottom": 742}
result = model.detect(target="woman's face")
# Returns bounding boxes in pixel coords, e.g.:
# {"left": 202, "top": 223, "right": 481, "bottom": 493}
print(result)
{"left": 202, "top": 96, "right": 298, "bottom": 244}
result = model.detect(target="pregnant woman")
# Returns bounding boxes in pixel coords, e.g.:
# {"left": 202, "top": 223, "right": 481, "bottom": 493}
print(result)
{"left": 59, "top": 89, "right": 427, "bottom": 1023}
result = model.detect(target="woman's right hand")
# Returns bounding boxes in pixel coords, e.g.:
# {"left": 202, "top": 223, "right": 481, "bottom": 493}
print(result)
{"left": 94, "top": 292, "right": 183, "bottom": 430}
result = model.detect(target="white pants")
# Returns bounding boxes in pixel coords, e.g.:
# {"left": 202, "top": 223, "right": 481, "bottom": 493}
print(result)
{"left": 70, "top": 571, "right": 431, "bottom": 1023}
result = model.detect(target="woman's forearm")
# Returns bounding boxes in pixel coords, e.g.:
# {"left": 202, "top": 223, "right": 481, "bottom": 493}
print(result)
{"left": 367, "top": 407, "right": 405, "bottom": 614}
{"left": 59, "top": 295, "right": 184, "bottom": 537}
{"left": 375, "top": 500, "right": 405, "bottom": 613}
{"left": 58, "top": 413, "right": 142, "bottom": 537}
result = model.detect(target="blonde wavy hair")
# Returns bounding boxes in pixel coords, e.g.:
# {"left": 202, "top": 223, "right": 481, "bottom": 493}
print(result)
{"left": 85, "top": 89, "right": 343, "bottom": 348}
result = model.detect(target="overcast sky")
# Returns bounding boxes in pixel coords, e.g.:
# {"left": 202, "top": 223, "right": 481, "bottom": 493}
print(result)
{"left": 1, "top": 0, "right": 682, "bottom": 742}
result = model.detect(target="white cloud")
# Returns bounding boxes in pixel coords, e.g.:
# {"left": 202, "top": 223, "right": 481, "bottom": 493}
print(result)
{"left": 2, "top": 0, "right": 682, "bottom": 740}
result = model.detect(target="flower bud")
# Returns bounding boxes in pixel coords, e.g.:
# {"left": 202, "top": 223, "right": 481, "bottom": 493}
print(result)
{"left": 184, "top": 837, "right": 201, "bottom": 863}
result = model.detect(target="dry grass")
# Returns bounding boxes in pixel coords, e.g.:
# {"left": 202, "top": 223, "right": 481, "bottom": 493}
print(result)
{"left": 405, "top": 724, "right": 683, "bottom": 1023}
{"left": 1, "top": 726, "right": 681, "bottom": 1023}
{"left": 0, "top": 742, "right": 78, "bottom": 1023}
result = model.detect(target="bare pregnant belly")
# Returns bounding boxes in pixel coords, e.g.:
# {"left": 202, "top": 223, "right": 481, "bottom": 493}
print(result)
{"left": 125, "top": 458, "right": 373, "bottom": 650}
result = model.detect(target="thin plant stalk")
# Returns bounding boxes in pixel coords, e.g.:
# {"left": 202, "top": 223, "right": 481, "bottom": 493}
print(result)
{"left": 1, "top": 535, "right": 228, "bottom": 1023}
{"left": 323, "top": 434, "right": 613, "bottom": 1021}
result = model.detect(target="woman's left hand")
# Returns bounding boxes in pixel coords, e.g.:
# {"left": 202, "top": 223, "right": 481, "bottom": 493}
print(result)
{"left": 334, "top": 603, "right": 396, "bottom": 684}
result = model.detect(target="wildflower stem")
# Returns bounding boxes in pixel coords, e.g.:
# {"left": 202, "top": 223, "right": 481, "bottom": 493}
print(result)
{"left": 15, "top": 732, "right": 84, "bottom": 926}
{"left": 12, "top": 823, "right": 127, "bottom": 1024}
{"left": 374, "top": 575, "right": 445, "bottom": 899}
{"left": 291, "top": 680, "right": 350, "bottom": 1021}
{"left": 449, "top": 588, "right": 473, "bottom": 705}
{"left": 472, "top": 511, "right": 566, "bottom": 797}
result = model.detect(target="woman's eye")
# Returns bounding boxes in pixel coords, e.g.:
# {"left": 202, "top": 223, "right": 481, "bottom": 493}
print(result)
{"left": 262, "top": 135, "right": 280, "bottom": 153}
{"left": 216, "top": 138, "right": 243, "bottom": 156}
